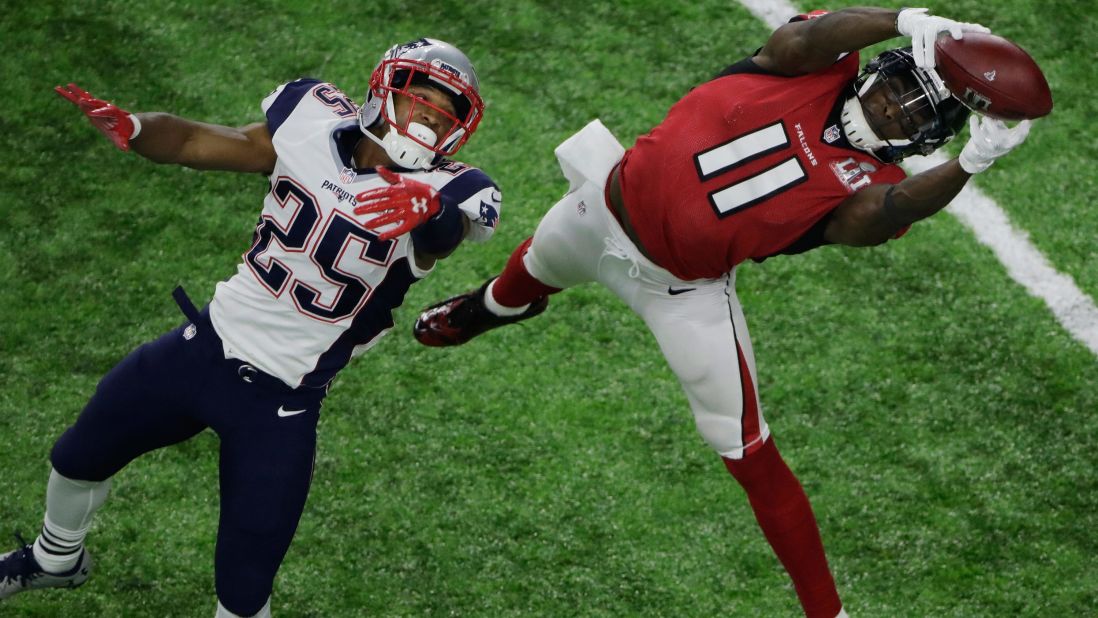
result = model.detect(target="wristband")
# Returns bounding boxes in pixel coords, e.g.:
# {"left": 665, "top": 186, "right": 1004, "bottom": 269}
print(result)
{"left": 410, "top": 199, "right": 464, "bottom": 255}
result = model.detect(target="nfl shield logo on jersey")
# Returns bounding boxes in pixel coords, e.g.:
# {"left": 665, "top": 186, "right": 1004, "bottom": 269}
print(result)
{"left": 339, "top": 167, "right": 356, "bottom": 184}
{"left": 823, "top": 125, "right": 841, "bottom": 144}
{"left": 183, "top": 323, "right": 197, "bottom": 340}
{"left": 830, "top": 157, "right": 874, "bottom": 192}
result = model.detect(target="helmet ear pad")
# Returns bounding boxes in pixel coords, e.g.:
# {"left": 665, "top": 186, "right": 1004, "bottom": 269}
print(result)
{"left": 357, "top": 90, "right": 383, "bottom": 132}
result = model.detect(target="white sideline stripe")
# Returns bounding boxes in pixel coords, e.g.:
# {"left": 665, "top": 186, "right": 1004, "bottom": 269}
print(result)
{"left": 737, "top": 0, "right": 1098, "bottom": 357}
{"left": 907, "top": 154, "right": 1098, "bottom": 356}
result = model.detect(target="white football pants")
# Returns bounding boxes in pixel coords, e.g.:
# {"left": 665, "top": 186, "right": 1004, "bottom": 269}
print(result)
{"left": 523, "top": 120, "right": 770, "bottom": 459}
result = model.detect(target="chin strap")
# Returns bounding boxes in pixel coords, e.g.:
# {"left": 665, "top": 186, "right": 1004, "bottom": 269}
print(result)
{"left": 360, "top": 122, "right": 437, "bottom": 170}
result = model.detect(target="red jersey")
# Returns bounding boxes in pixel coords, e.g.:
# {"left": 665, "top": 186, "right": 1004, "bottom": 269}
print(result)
{"left": 618, "top": 52, "right": 907, "bottom": 280}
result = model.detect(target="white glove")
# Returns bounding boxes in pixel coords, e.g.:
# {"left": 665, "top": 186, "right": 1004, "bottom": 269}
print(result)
{"left": 896, "top": 7, "right": 990, "bottom": 68}
{"left": 959, "top": 116, "right": 1032, "bottom": 174}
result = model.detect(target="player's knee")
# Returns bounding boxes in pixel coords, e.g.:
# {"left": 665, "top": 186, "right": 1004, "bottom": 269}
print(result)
{"left": 49, "top": 427, "right": 114, "bottom": 482}
{"left": 693, "top": 410, "right": 743, "bottom": 455}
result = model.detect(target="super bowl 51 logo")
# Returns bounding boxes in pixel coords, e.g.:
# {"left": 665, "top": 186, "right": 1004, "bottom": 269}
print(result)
{"left": 829, "top": 157, "right": 877, "bottom": 192}
{"left": 961, "top": 86, "right": 993, "bottom": 112}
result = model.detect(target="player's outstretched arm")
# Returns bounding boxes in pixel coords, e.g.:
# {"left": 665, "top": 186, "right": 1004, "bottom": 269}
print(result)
{"left": 753, "top": 7, "right": 987, "bottom": 76}
{"left": 823, "top": 117, "right": 1031, "bottom": 246}
{"left": 55, "top": 83, "right": 276, "bottom": 174}
{"left": 129, "top": 113, "right": 276, "bottom": 173}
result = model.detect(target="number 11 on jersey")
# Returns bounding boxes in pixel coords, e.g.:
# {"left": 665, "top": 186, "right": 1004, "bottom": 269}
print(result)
{"left": 695, "top": 121, "right": 808, "bottom": 217}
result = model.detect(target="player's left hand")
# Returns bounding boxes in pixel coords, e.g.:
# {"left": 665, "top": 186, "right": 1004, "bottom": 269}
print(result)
{"left": 958, "top": 116, "right": 1032, "bottom": 174}
{"left": 896, "top": 8, "right": 990, "bottom": 68}
{"left": 54, "top": 83, "right": 137, "bottom": 151}
{"left": 354, "top": 167, "right": 441, "bottom": 240}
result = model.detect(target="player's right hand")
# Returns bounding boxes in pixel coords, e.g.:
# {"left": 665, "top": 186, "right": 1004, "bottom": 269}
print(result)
{"left": 54, "top": 83, "right": 136, "bottom": 151}
{"left": 958, "top": 116, "right": 1031, "bottom": 174}
{"left": 896, "top": 8, "right": 990, "bottom": 68}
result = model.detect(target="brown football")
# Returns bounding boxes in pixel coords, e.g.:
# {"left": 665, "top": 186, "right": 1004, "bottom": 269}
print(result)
{"left": 934, "top": 32, "right": 1052, "bottom": 120}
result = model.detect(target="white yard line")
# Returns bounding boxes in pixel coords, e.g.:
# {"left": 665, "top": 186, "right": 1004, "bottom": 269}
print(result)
{"left": 737, "top": 0, "right": 1098, "bottom": 357}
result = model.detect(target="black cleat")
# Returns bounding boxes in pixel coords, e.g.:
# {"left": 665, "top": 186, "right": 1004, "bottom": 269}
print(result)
{"left": 414, "top": 279, "right": 548, "bottom": 347}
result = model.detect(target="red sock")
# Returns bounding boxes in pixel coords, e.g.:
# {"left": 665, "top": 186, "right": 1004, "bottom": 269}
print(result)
{"left": 723, "top": 439, "right": 841, "bottom": 618}
{"left": 490, "top": 237, "right": 561, "bottom": 307}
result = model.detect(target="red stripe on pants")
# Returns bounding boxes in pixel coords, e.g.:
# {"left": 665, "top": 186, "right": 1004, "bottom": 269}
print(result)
{"left": 735, "top": 340, "right": 762, "bottom": 455}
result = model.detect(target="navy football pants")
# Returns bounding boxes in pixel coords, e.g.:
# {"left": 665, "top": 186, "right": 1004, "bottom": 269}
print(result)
{"left": 50, "top": 293, "right": 327, "bottom": 615}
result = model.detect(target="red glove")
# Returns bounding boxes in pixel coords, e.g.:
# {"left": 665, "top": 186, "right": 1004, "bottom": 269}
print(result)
{"left": 54, "top": 83, "right": 137, "bottom": 151}
{"left": 354, "top": 167, "right": 441, "bottom": 240}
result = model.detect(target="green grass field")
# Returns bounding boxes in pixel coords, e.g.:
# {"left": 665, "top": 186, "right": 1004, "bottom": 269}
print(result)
{"left": 2, "top": 1, "right": 1095, "bottom": 616}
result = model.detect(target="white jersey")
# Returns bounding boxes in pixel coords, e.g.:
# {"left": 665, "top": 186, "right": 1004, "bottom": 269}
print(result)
{"left": 209, "top": 79, "right": 500, "bottom": 388}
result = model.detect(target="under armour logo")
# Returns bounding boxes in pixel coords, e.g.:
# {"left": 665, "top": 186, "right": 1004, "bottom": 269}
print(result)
{"left": 411, "top": 197, "right": 428, "bottom": 214}
{"left": 983, "top": 70, "right": 997, "bottom": 81}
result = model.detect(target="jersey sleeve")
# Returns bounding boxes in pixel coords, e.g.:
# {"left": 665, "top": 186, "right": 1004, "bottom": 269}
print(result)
{"left": 790, "top": 9, "right": 829, "bottom": 22}
{"left": 436, "top": 166, "right": 501, "bottom": 243}
{"left": 261, "top": 78, "right": 323, "bottom": 137}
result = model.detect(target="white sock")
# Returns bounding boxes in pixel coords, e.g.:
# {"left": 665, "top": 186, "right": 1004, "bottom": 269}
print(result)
{"left": 216, "top": 597, "right": 272, "bottom": 617}
{"left": 32, "top": 468, "right": 110, "bottom": 573}
{"left": 483, "top": 279, "right": 530, "bottom": 317}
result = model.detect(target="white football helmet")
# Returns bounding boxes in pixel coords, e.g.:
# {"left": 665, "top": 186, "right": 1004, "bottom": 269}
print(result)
{"left": 358, "top": 38, "right": 484, "bottom": 169}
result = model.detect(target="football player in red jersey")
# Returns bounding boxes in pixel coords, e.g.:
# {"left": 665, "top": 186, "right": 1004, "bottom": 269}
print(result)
{"left": 412, "top": 8, "right": 1031, "bottom": 618}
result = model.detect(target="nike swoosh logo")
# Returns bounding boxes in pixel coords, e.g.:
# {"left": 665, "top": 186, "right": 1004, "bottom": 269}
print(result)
{"left": 277, "top": 406, "right": 308, "bottom": 418}
{"left": 667, "top": 286, "right": 696, "bottom": 296}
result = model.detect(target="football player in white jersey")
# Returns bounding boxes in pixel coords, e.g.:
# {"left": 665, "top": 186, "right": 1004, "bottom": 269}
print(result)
{"left": 0, "top": 39, "right": 499, "bottom": 617}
